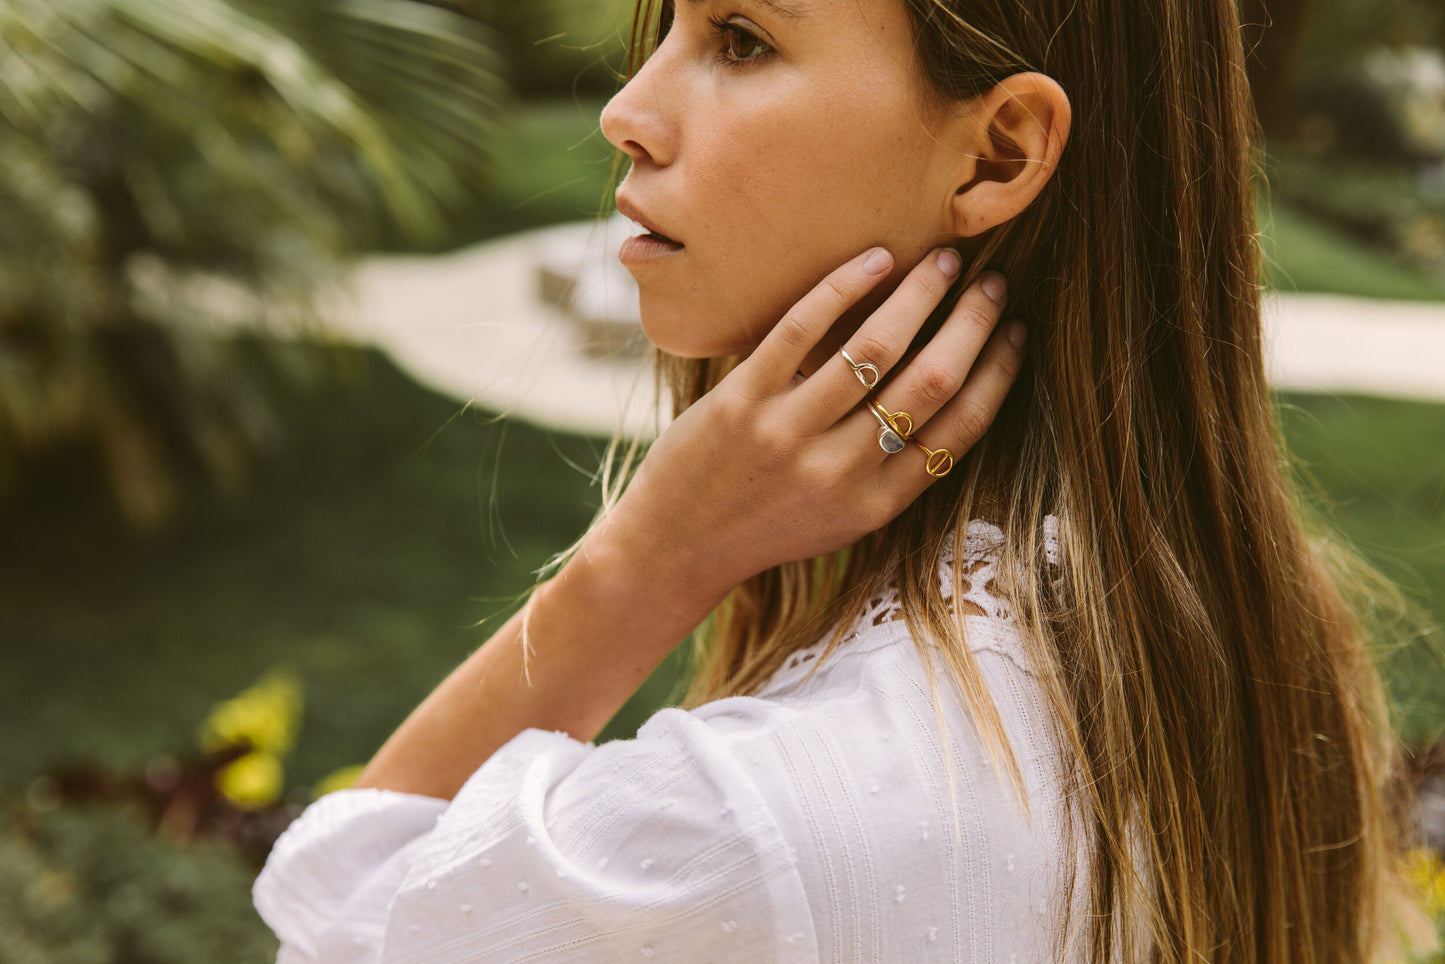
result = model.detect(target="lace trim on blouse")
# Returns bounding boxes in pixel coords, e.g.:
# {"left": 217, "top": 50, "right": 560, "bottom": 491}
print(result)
{"left": 768, "top": 517, "right": 1062, "bottom": 689}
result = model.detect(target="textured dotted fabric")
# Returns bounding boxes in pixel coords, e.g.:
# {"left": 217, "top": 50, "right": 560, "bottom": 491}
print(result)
{"left": 254, "top": 521, "right": 1082, "bottom": 962}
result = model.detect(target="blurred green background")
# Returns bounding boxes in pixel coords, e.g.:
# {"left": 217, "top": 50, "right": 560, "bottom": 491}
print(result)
{"left": 2, "top": 0, "right": 1444, "bottom": 959}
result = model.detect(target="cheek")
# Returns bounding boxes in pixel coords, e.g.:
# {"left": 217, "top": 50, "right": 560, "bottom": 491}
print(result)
{"left": 637, "top": 92, "right": 944, "bottom": 359}
{"left": 698, "top": 124, "right": 935, "bottom": 343}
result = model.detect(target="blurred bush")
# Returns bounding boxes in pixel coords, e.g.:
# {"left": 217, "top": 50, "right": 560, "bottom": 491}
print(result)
{"left": 1254, "top": 0, "right": 1445, "bottom": 287}
{"left": 0, "top": 805, "right": 277, "bottom": 963}
{"left": 487, "top": 0, "right": 631, "bottom": 97}
{"left": 0, "top": 0, "right": 501, "bottom": 527}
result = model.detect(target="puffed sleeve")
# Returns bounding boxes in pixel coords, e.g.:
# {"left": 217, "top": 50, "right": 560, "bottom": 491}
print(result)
{"left": 253, "top": 707, "right": 820, "bottom": 963}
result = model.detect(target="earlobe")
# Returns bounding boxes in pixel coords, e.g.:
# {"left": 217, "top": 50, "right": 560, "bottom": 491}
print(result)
{"left": 948, "top": 73, "right": 1072, "bottom": 238}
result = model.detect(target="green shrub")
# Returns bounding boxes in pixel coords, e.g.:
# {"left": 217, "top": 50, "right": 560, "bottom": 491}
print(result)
{"left": 0, "top": 804, "right": 276, "bottom": 964}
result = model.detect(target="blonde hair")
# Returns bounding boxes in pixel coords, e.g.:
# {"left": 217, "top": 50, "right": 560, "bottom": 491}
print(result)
{"left": 612, "top": 1, "right": 1422, "bottom": 959}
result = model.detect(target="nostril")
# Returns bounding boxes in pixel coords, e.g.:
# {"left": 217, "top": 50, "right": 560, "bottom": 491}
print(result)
{"left": 599, "top": 100, "right": 643, "bottom": 161}
{"left": 599, "top": 65, "right": 674, "bottom": 167}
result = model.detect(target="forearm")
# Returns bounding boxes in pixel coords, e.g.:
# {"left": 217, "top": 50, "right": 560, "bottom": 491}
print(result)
{"left": 351, "top": 525, "right": 729, "bottom": 801}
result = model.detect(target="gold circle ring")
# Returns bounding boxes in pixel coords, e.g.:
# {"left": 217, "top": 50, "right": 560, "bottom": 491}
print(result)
{"left": 913, "top": 439, "right": 955, "bottom": 478}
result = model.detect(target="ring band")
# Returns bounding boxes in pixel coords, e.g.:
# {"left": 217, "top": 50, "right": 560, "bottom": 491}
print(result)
{"left": 865, "top": 398, "right": 954, "bottom": 476}
{"left": 866, "top": 398, "right": 915, "bottom": 455}
{"left": 840, "top": 347, "right": 881, "bottom": 391}
{"left": 865, "top": 399, "right": 908, "bottom": 453}
{"left": 914, "top": 440, "right": 955, "bottom": 478}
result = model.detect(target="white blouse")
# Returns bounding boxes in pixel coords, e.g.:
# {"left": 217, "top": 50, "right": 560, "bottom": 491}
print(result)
{"left": 254, "top": 520, "right": 1081, "bottom": 963}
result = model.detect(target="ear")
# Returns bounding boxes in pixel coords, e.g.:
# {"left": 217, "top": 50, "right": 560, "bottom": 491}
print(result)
{"left": 946, "top": 73, "right": 1071, "bottom": 238}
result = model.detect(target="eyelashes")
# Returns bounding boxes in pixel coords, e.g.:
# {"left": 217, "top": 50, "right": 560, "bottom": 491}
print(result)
{"left": 708, "top": 16, "right": 773, "bottom": 67}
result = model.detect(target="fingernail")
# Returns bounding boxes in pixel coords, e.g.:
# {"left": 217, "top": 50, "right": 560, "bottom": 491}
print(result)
{"left": 936, "top": 248, "right": 962, "bottom": 277}
{"left": 980, "top": 271, "right": 1007, "bottom": 305}
{"left": 1007, "top": 320, "right": 1027, "bottom": 349}
{"left": 862, "top": 247, "right": 892, "bottom": 275}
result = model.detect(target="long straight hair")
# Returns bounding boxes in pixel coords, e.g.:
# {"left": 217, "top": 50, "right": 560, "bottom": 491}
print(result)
{"left": 616, "top": 1, "right": 1419, "bottom": 959}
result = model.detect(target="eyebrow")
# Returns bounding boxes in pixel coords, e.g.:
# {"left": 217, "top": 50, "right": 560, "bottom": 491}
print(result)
{"left": 679, "top": 0, "right": 810, "bottom": 22}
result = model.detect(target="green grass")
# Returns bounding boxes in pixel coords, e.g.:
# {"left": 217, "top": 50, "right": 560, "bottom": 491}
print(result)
{"left": 1261, "top": 201, "right": 1445, "bottom": 302}
{"left": 1278, "top": 392, "right": 1445, "bottom": 742}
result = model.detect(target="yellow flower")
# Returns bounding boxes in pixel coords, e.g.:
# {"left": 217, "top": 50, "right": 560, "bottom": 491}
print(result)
{"left": 216, "top": 750, "right": 285, "bottom": 810}
{"left": 200, "top": 671, "right": 302, "bottom": 757}
{"left": 314, "top": 764, "right": 366, "bottom": 798}
{"left": 1406, "top": 848, "right": 1445, "bottom": 921}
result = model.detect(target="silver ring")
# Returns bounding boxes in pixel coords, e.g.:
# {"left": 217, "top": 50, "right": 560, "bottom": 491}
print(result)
{"left": 840, "top": 347, "right": 880, "bottom": 391}
{"left": 866, "top": 401, "right": 906, "bottom": 454}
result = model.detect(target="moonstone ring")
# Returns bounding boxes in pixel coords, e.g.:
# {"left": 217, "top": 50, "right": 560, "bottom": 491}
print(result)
{"left": 865, "top": 399, "right": 914, "bottom": 455}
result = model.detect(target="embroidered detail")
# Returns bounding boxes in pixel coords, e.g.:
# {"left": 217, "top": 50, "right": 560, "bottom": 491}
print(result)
{"left": 766, "top": 518, "right": 1062, "bottom": 691}
{"left": 864, "top": 518, "right": 1021, "bottom": 627}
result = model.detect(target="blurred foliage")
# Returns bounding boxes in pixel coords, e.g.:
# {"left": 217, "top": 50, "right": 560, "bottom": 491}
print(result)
{"left": 0, "top": 0, "right": 501, "bottom": 527}
{"left": 313, "top": 763, "right": 366, "bottom": 797}
{"left": 1295, "top": 0, "right": 1445, "bottom": 85}
{"left": 423, "top": 98, "right": 620, "bottom": 252}
{"left": 0, "top": 804, "right": 278, "bottom": 964}
{"left": 486, "top": 0, "right": 631, "bottom": 97}
{"left": 0, "top": 341, "right": 608, "bottom": 800}
{"left": 1260, "top": 197, "right": 1445, "bottom": 300}
{"left": 1263, "top": 150, "right": 1445, "bottom": 292}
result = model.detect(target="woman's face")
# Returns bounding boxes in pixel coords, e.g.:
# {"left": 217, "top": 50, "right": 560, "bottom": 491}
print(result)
{"left": 601, "top": 0, "right": 970, "bottom": 358}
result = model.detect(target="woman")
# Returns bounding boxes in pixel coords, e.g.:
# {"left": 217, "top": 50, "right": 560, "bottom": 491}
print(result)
{"left": 255, "top": 0, "right": 1420, "bottom": 960}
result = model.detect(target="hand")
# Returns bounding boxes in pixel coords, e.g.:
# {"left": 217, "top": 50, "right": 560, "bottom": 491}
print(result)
{"left": 353, "top": 249, "right": 1024, "bottom": 796}
{"left": 584, "top": 245, "right": 1026, "bottom": 620}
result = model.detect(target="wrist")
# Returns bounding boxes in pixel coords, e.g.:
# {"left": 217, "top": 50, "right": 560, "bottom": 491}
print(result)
{"left": 565, "top": 517, "right": 734, "bottom": 645}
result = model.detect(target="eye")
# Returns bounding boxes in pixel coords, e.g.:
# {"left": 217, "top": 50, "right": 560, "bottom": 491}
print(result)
{"left": 710, "top": 17, "right": 772, "bottom": 66}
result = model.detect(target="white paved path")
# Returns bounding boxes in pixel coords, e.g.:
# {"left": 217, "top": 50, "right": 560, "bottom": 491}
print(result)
{"left": 320, "top": 222, "right": 1445, "bottom": 438}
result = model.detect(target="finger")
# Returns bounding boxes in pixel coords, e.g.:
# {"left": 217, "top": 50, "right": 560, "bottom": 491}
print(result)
{"left": 869, "top": 270, "right": 1008, "bottom": 432}
{"left": 879, "top": 318, "right": 1027, "bottom": 490}
{"left": 743, "top": 246, "right": 895, "bottom": 394}
{"left": 796, "top": 247, "right": 964, "bottom": 419}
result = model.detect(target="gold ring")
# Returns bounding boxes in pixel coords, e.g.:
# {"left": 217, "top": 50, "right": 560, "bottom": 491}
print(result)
{"left": 865, "top": 398, "right": 916, "bottom": 454}
{"left": 866, "top": 398, "right": 914, "bottom": 438}
{"left": 913, "top": 439, "right": 954, "bottom": 478}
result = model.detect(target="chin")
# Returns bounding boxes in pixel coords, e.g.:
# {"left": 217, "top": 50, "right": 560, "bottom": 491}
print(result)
{"left": 638, "top": 301, "right": 766, "bottom": 360}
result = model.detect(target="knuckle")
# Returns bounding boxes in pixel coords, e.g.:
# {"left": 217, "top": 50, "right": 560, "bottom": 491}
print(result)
{"left": 851, "top": 332, "right": 898, "bottom": 370}
{"left": 823, "top": 272, "right": 855, "bottom": 302}
{"left": 915, "top": 363, "right": 959, "bottom": 408}
{"left": 994, "top": 340, "right": 1026, "bottom": 380}
{"left": 774, "top": 311, "right": 812, "bottom": 351}
{"left": 712, "top": 390, "right": 750, "bottom": 433}
{"left": 912, "top": 269, "right": 949, "bottom": 302}
{"left": 751, "top": 411, "right": 791, "bottom": 455}
{"left": 957, "top": 297, "right": 1000, "bottom": 337}
{"left": 955, "top": 401, "right": 996, "bottom": 444}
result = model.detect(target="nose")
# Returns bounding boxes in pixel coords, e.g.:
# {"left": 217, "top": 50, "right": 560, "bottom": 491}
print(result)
{"left": 600, "top": 47, "right": 678, "bottom": 168}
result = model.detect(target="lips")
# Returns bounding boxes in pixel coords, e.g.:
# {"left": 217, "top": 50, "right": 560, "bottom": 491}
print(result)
{"left": 616, "top": 194, "right": 683, "bottom": 250}
{"left": 643, "top": 227, "right": 680, "bottom": 245}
